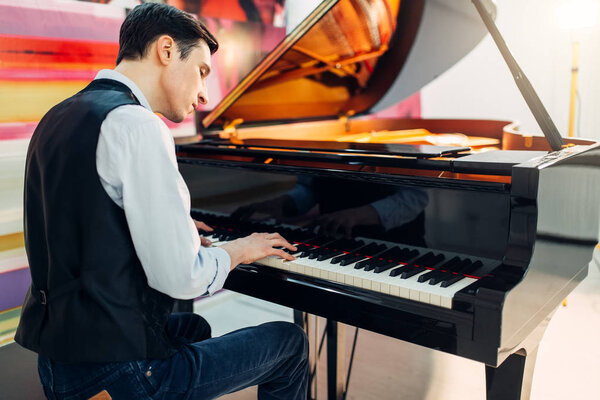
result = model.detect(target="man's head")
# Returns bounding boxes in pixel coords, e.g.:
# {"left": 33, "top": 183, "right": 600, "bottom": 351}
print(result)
{"left": 116, "top": 3, "right": 219, "bottom": 122}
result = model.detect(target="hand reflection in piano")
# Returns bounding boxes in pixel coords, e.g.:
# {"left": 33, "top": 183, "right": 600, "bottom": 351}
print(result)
{"left": 232, "top": 176, "right": 429, "bottom": 243}
{"left": 309, "top": 204, "right": 381, "bottom": 238}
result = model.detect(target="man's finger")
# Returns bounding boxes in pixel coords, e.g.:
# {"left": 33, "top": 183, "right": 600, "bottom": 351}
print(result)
{"left": 200, "top": 237, "right": 212, "bottom": 247}
{"left": 266, "top": 232, "right": 284, "bottom": 241}
{"left": 272, "top": 248, "right": 296, "bottom": 261}
{"left": 269, "top": 239, "right": 297, "bottom": 252}
{"left": 194, "top": 220, "right": 214, "bottom": 232}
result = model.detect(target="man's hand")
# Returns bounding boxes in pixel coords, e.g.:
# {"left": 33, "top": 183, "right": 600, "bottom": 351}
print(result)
{"left": 194, "top": 219, "right": 214, "bottom": 247}
{"left": 220, "top": 232, "right": 297, "bottom": 270}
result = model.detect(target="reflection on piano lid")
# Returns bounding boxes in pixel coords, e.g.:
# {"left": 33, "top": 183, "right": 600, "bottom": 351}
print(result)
{"left": 200, "top": 137, "right": 470, "bottom": 158}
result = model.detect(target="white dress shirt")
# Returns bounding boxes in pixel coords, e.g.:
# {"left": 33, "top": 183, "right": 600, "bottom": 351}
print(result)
{"left": 95, "top": 69, "right": 230, "bottom": 299}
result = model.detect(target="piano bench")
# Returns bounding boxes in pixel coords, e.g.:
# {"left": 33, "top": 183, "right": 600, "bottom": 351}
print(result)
{"left": 0, "top": 342, "right": 45, "bottom": 399}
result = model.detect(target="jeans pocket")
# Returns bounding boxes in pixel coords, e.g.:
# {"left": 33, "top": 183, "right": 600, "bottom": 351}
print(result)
{"left": 53, "top": 363, "right": 152, "bottom": 400}
{"left": 134, "top": 360, "right": 162, "bottom": 395}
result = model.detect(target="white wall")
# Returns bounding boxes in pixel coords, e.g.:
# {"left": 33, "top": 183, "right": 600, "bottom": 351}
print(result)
{"left": 421, "top": 0, "right": 600, "bottom": 140}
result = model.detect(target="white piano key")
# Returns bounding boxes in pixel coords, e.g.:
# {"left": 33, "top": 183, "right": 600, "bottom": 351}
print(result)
{"left": 251, "top": 244, "right": 482, "bottom": 310}
{"left": 418, "top": 276, "right": 477, "bottom": 308}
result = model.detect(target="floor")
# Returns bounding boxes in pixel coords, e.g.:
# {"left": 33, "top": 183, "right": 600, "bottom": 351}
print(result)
{"left": 196, "top": 254, "right": 600, "bottom": 400}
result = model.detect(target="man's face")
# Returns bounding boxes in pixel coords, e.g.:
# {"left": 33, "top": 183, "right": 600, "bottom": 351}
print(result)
{"left": 160, "top": 40, "right": 211, "bottom": 123}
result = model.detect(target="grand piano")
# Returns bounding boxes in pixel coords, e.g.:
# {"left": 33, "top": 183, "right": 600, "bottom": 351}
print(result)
{"left": 175, "top": 0, "right": 600, "bottom": 399}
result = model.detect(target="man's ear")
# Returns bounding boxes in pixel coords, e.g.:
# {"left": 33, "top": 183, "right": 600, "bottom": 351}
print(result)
{"left": 156, "top": 35, "right": 175, "bottom": 65}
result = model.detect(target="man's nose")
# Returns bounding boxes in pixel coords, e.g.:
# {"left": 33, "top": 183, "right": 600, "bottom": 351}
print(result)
{"left": 198, "top": 93, "right": 208, "bottom": 105}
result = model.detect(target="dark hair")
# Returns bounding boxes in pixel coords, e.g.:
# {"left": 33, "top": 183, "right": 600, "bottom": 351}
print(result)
{"left": 116, "top": 3, "right": 218, "bottom": 65}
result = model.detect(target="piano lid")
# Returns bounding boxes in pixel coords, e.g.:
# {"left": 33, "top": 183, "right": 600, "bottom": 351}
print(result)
{"left": 202, "top": 0, "right": 496, "bottom": 129}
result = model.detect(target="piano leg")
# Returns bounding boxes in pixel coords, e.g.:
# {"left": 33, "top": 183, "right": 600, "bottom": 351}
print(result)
{"left": 485, "top": 346, "right": 539, "bottom": 400}
{"left": 294, "top": 310, "right": 319, "bottom": 400}
{"left": 485, "top": 307, "right": 555, "bottom": 400}
{"left": 326, "top": 320, "right": 346, "bottom": 400}
{"left": 294, "top": 312, "right": 347, "bottom": 400}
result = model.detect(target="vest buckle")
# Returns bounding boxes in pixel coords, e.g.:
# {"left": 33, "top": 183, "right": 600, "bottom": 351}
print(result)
{"left": 39, "top": 290, "right": 47, "bottom": 305}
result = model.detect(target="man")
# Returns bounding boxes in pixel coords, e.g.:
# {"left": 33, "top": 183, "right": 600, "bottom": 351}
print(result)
{"left": 15, "top": 3, "right": 308, "bottom": 399}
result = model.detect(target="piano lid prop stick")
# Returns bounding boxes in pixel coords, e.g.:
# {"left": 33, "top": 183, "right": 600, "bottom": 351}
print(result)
{"left": 471, "top": 0, "right": 566, "bottom": 152}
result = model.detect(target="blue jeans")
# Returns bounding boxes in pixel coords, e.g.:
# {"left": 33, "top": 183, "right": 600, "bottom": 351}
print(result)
{"left": 37, "top": 313, "right": 309, "bottom": 399}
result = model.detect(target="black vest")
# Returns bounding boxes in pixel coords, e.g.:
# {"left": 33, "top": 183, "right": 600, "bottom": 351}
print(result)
{"left": 15, "top": 79, "right": 178, "bottom": 363}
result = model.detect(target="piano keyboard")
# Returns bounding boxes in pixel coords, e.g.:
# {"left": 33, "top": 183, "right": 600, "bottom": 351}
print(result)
{"left": 196, "top": 211, "right": 498, "bottom": 310}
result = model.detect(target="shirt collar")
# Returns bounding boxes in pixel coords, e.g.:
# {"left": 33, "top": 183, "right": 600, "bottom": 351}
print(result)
{"left": 94, "top": 69, "right": 153, "bottom": 111}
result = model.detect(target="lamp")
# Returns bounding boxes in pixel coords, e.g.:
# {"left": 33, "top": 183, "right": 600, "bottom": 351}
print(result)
{"left": 557, "top": 0, "right": 599, "bottom": 137}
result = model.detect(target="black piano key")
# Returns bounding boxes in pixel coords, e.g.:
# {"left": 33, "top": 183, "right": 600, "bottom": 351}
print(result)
{"left": 429, "top": 271, "right": 453, "bottom": 285}
{"left": 330, "top": 254, "right": 349, "bottom": 264}
{"left": 317, "top": 249, "right": 345, "bottom": 261}
{"left": 411, "top": 251, "right": 435, "bottom": 266}
{"left": 311, "top": 238, "right": 357, "bottom": 259}
{"left": 325, "top": 240, "right": 366, "bottom": 261}
{"left": 461, "top": 260, "right": 484, "bottom": 275}
{"left": 438, "top": 256, "right": 461, "bottom": 271}
{"left": 282, "top": 247, "right": 302, "bottom": 256}
{"left": 308, "top": 239, "right": 345, "bottom": 259}
{"left": 414, "top": 256, "right": 459, "bottom": 282}
{"left": 361, "top": 246, "right": 402, "bottom": 270}
{"left": 339, "top": 254, "right": 367, "bottom": 266}
{"left": 439, "top": 260, "right": 483, "bottom": 287}
{"left": 332, "top": 250, "right": 360, "bottom": 264}
{"left": 332, "top": 242, "right": 385, "bottom": 264}
{"left": 373, "top": 262, "right": 400, "bottom": 274}
{"left": 440, "top": 274, "right": 466, "bottom": 288}
{"left": 401, "top": 266, "right": 426, "bottom": 279}
{"left": 390, "top": 265, "right": 411, "bottom": 277}
{"left": 380, "top": 246, "right": 404, "bottom": 260}
{"left": 451, "top": 258, "right": 472, "bottom": 272}
{"left": 300, "top": 238, "right": 337, "bottom": 258}
{"left": 354, "top": 258, "right": 372, "bottom": 270}
{"left": 417, "top": 269, "right": 443, "bottom": 283}
{"left": 216, "top": 233, "right": 229, "bottom": 241}
{"left": 424, "top": 253, "right": 445, "bottom": 268}
{"left": 364, "top": 258, "right": 389, "bottom": 272}
{"left": 309, "top": 236, "right": 334, "bottom": 247}
{"left": 354, "top": 246, "right": 390, "bottom": 269}
{"left": 394, "top": 248, "right": 412, "bottom": 260}
{"left": 397, "top": 249, "right": 419, "bottom": 264}
{"left": 299, "top": 247, "right": 319, "bottom": 258}
{"left": 292, "top": 244, "right": 312, "bottom": 254}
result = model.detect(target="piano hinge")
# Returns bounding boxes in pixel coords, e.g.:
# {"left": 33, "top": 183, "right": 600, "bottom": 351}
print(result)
{"left": 338, "top": 110, "right": 356, "bottom": 132}
{"left": 223, "top": 118, "right": 244, "bottom": 140}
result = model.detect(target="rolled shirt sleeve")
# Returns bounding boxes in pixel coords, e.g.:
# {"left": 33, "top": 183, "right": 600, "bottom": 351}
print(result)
{"left": 370, "top": 188, "right": 429, "bottom": 231}
{"left": 97, "top": 105, "right": 230, "bottom": 299}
